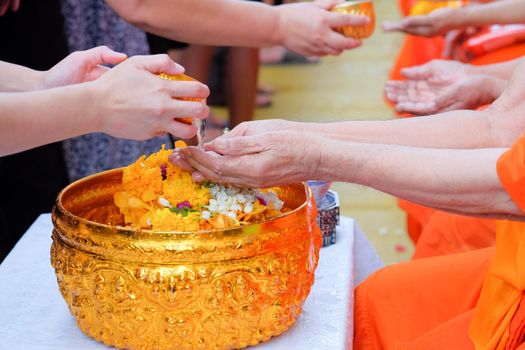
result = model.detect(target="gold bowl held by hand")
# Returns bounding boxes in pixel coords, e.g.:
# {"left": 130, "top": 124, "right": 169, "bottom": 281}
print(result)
{"left": 51, "top": 168, "right": 322, "bottom": 350}
{"left": 332, "top": 0, "right": 375, "bottom": 39}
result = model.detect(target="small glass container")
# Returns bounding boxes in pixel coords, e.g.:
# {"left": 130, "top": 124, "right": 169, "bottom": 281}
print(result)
{"left": 332, "top": 0, "right": 376, "bottom": 39}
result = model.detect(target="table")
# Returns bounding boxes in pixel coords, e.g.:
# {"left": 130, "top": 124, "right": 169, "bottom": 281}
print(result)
{"left": 0, "top": 215, "right": 382, "bottom": 350}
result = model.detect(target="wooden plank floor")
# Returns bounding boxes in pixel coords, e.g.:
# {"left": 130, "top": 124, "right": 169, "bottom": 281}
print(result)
{"left": 214, "top": 0, "right": 413, "bottom": 264}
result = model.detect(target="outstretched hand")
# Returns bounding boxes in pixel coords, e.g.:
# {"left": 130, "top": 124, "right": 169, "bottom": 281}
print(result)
{"left": 170, "top": 131, "right": 321, "bottom": 188}
{"left": 382, "top": 7, "right": 464, "bottom": 37}
{"left": 385, "top": 60, "right": 503, "bottom": 114}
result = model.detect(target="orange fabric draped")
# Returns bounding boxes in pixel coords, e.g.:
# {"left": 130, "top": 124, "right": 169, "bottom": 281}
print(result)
{"left": 354, "top": 247, "right": 494, "bottom": 349}
{"left": 354, "top": 135, "right": 525, "bottom": 349}
{"left": 469, "top": 135, "right": 525, "bottom": 350}
{"left": 469, "top": 43, "right": 525, "bottom": 66}
{"left": 397, "top": 41, "right": 525, "bottom": 257}
{"left": 390, "top": 35, "right": 444, "bottom": 82}
{"left": 413, "top": 211, "right": 496, "bottom": 259}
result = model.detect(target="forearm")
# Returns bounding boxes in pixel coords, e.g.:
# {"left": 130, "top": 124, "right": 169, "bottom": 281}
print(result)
{"left": 462, "top": 0, "right": 525, "bottom": 26}
{"left": 0, "top": 61, "right": 43, "bottom": 92}
{"left": 467, "top": 58, "right": 522, "bottom": 80}
{"left": 108, "top": 0, "right": 280, "bottom": 48}
{"left": 0, "top": 84, "right": 98, "bottom": 156}
{"left": 316, "top": 140, "right": 522, "bottom": 219}
{"left": 300, "top": 109, "right": 498, "bottom": 149}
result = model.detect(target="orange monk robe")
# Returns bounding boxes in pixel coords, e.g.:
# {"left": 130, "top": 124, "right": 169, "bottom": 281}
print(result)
{"left": 400, "top": 43, "right": 525, "bottom": 255}
{"left": 469, "top": 43, "right": 525, "bottom": 66}
{"left": 413, "top": 211, "right": 496, "bottom": 259}
{"left": 354, "top": 135, "right": 525, "bottom": 349}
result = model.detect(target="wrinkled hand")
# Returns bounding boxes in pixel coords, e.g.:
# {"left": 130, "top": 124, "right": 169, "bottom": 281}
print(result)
{"left": 91, "top": 54, "right": 210, "bottom": 140}
{"left": 170, "top": 131, "right": 321, "bottom": 188}
{"left": 385, "top": 59, "right": 474, "bottom": 114}
{"left": 42, "top": 46, "right": 128, "bottom": 89}
{"left": 0, "top": 0, "right": 19, "bottom": 16}
{"left": 386, "top": 74, "right": 502, "bottom": 114}
{"left": 382, "top": 7, "right": 464, "bottom": 37}
{"left": 275, "top": 0, "right": 369, "bottom": 56}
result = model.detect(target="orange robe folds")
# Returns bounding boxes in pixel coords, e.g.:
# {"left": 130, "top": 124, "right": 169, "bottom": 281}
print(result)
{"left": 354, "top": 136, "right": 525, "bottom": 349}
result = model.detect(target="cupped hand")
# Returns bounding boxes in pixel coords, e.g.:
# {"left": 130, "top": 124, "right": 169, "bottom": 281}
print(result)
{"left": 0, "top": 0, "right": 19, "bottom": 16}
{"left": 386, "top": 74, "right": 502, "bottom": 114}
{"left": 275, "top": 0, "right": 369, "bottom": 57}
{"left": 382, "top": 7, "right": 463, "bottom": 37}
{"left": 170, "top": 131, "right": 322, "bottom": 188}
{"left": 385, "top": 59, "right": 472, "bottom": 114}
{"left": 91, "top": 54, "right": 210, "bottom": 140}
{"left": 42, "top": 46, "right": 128, "bottom": 89}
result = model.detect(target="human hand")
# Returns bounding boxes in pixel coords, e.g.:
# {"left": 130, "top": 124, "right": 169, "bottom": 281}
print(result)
{"left": 442, "top": 26, "right": 480, "bottom": 59}
{"left": 382, "top": 7, "right": 464, "bottom": 37}
{"left": 275, "top": 0, "right": 369, "bottom": 56}
{"left": 385, "top": 59, "right": 467, "bottom": 113}
{"left": 0, "top": 0, "right": 19, "bottom": 16}
{"left": 170, "top": 131, "right": 322, "bottom": 188}
{"left": 386, "top": 74, "right": 503, "bottom": 114}
{"left": 90, "top": 54, "right": 210, "bottom": 140}
{"left": 41, "top": 46, "right": 128, "bottom": 89}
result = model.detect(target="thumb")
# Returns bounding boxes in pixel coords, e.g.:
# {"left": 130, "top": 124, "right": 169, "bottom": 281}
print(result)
{"left": 400, "top": 63, "right": 432, "bottom": 80}
{"left": 129, "top": 54, "right": 185, "bottom": 76}
{"left": 204, "top": 135, "right": 264, "bottom": 157}
{"left": 83, "top": 45, "right": 127, "bottom": 67}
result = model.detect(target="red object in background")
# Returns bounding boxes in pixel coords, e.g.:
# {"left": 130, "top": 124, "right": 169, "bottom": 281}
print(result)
{"left": 395, "top": 243, "right": 408, "bottom": 253}
{"left": 457, "top": 24, "right": 525, "bottom": 62}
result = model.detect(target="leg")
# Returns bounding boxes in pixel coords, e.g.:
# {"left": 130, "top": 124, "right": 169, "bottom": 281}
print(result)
{"left": 226, "top": 47, "right": 259, "bottom": 127}
{"left": 354, "top": 247, "right": 495, "bottom": 350}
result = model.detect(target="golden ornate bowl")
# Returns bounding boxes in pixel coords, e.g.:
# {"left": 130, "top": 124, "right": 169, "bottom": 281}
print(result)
{"left": 332, "top": 0, "right": 376, "bottom": 39}
{"left": 51, "top": 168, "right": 322, "bottom": 350}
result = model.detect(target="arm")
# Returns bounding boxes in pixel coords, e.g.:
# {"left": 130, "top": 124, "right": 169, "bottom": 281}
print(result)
{"left": 0, "top": 55, "right": 210, "bottom": 156}
{"left": 107, "top": 0, "right": 366, "bottom": 57}
{"left": 383, "top": 0, "right": 525, "bottom": 37}
{"left": 318, "top": 140, "right": 521, "bottom": 219}
{"left": 175, "top": 132, "right": 523, "bottom": 220}
{"left": 0, "top": 61, "right": 44, "bottom": 92}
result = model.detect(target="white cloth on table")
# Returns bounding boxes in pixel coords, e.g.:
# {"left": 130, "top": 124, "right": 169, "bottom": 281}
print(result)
{"left": 0, "top": 215, "right": 382, "bottom": 350}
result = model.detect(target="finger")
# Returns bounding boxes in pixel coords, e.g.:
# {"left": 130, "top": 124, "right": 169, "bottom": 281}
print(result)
{"left": 0, "top": 1, "right": 8, "bottom": 16}
{"left": 181, "top": 148, "right": 257, "bottom": 187}
{"left": 85, "top": 65, "right": 110, "bottom": 81}
{"left": 191, "top": 171, "right": 208, "bottom": 183}
{"left": 442, "top": 30, "right": 461, "bottom": 59}
{"left": 180, "top": 148, "right": 228, "bottom": 179}
{"left": 164, "top": 80, "right": 210, "bottom": 100}
{"left": 167, "top": 99, "right": 209, "bottom": 120}
{"left": 382, "top": 20, "right": 404, "bottom": 33}
{"left": 327, "top": 12, "right": 370, "bottom": 28}
{"left": 129, "top": 54, "right": 185, "bottom": 76}
{"left": 324, "top": 31, "right": 362, "bottom": 51}
{"left": 400, "top": 64, "right": 433, "bottom": 80}
{"left": 396, "top": 101, "right": 437, "bottom": 115}
{"left": 164, "top": 120, "right": 197, "bottom": 139}
{"left": 83, "top": 46, "right": 128, "bottom": 67}
{"left": 168, "top": 152, "right": 193, "bottom": 171}
{"left": 11, "top": 0, "right": 19, "bottom": 11}
{"left": 204, "top": 135, "right": 266, "bottom": 156}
